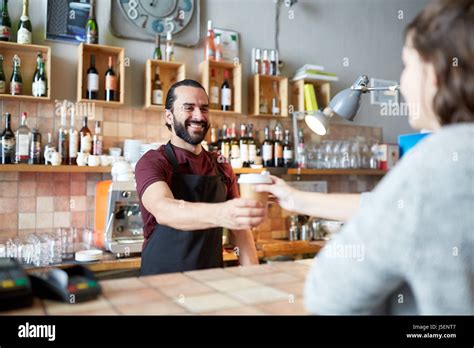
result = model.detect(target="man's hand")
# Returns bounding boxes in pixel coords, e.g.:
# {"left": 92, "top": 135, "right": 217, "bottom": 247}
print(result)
{"left": 254, "top": 175, "right": 298, "bottom": 212}
{"left": 217, "top": 198, "right": 266, "bottom": 230}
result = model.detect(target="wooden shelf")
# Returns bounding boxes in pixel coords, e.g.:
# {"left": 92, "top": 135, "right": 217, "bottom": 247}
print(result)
{"left": 144, "top": 59, "right": 185, "bottom": 110}
{"left": 249, "top": 74, "right": 288, "bottom": 117}
{"left": 287, "top": 168, "right": 386, "bottom": 176}
{"left": 209, "top": 109, "right": 242, "bottom": 117}
{"left": 291, "top": 78, "right": 331, "bottom": 112}
{"left": 199, "top": 60, "right": 242, "bottom": 114}
{"left": 0, "top": 41, "right": 51, "bottom": 101}
{"left": 77, "top": 43, "right": 125, "bottom": 106}
{"left": 0, "top": 164, "right": 111, "bottom": 173}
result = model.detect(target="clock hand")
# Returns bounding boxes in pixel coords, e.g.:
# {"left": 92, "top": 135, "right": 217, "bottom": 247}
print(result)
{"left": 150, "top": 0, "right": 158, "bottom": 7}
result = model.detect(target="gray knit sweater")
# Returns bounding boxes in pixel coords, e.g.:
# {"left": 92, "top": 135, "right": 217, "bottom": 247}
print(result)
{"left": 304, "top": 124, "right": 474, "bottom": 315}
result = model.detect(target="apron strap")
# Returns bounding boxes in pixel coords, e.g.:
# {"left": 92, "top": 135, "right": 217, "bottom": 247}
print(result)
{"left": 164, "top": 141, "right": 180, "bottom": 173}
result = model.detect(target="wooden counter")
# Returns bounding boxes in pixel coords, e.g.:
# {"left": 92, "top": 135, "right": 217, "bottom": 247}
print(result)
{"left": 5, "top": 259, "right": 313, "bottom": 315}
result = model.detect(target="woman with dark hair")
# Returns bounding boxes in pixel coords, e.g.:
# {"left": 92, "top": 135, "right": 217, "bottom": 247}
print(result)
{"left": 256, "top": 0, "right": 474, "bottom": 314}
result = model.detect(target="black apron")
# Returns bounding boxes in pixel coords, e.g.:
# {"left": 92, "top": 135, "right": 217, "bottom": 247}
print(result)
{"left": 140, "top": 142, "right": 228, "bottom": 276}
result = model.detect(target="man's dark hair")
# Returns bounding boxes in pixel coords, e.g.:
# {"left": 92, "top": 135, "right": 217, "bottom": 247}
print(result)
{"left": 405, "top": 0, "right": 474, "bottom": 125}
{"left": 165, "top": 79, "right": 207, "bottom": 131}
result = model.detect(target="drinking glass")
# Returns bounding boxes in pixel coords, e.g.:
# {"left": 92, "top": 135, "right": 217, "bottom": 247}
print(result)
{"left": 339, "top": 141, "right": 350, "bottom": 169}
{"left": 60, "top": 228, "right": 74, "bottom": 260}
{"left": 350, "top": 141, "right": 361, "bottom": 168}
{"left": 0, "top": 240, "right": 6, "bottom": 258}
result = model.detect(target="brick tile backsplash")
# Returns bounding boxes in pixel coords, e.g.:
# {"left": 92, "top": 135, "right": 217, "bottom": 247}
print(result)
{"left": 0, "top": 101, "right": 383, "bottom": 239}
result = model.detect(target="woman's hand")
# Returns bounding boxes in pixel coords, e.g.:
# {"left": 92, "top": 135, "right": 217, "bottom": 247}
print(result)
{"left": 254, "top": 175, "right": 299, "bottom": 213}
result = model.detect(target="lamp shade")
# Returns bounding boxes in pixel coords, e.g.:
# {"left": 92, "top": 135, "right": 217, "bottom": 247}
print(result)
{"left": 328, "top": 88, "right": 363, "bottom": 121}
{"left": 304, "top": 111, "right": 329, "bottom": 136}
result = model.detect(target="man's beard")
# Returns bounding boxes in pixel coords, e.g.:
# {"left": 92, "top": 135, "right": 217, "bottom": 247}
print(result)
{"left": 172, "top": 114, "right": 210, "bottom": 145}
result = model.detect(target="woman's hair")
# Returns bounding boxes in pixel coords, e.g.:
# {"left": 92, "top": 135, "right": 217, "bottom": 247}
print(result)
{"left": 406, "top": 0, "right": 474, "bottom": 125}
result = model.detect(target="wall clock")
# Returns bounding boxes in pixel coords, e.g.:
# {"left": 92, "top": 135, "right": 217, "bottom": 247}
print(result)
{"left": 110, "top": 0, "right": 200, "bottom": 47}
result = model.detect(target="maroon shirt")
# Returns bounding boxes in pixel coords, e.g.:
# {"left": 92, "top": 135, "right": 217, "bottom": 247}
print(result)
{"left": 135, "top": 144, "right": 239, "bottom": 244}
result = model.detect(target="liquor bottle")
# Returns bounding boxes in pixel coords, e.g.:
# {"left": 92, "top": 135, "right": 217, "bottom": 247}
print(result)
{"left": 296, "top": 129, "right": 306, "bottom": 168}
{"left": 273, "top": 125, "right": 283, "bottom": 167}
{"left": 92, "top": 121, "right": 103, "bottom": 156}
{"left": 165, "top": 31, "right": 174, "bottom": 62}
{"left": 87, "top": 54, "right": 99, "bottom": 99}
{"left": 262, "top": 126, "right": 273, "bottom": 167}
{"left": 221, "top": 70, "right": 231, "bottom": 111}
{"left": 208, "top": 127, "right": 218, "bottom": 153}
{"left": 269, "top": 50, "right": 277, "bottom": 76}
{"left": 32, "top": 53, "right": 47, "bottom": 97}
{"left": 28, "top": 127, "right": 41, "bottom": 164}
{"left": 215, "top": 34, "right": 223, "bottom": 62}
{"left": 105, "top": 56, "right": 116, "bottom": 101}
{"left": 262, "top": 49, "right": 270, "bottom": 75}
{"left": 68, "top": 107, "right": 79, "bottom": 165}
{"left": 58, "top": 106, "right": 68, "bottom": 165}
{"left": 0, "top": 54, "right": 5, "bottom": 93}
{"left": 255, "top": 129, "right": 262, "bottom": 158}
{"left": 10, "top": 55, "right": 22, "bottom": 95}
{"left": 1, "top": 112, "right": 15, "bottom": 164}
{"left": 283, "top": 129, "right": 294, "bottom": 168}
{"left": 229, "top": 123, "right": 239, "bottom": 161}
{"left": 239, "top": 124, "right": 249, "bottom": 167}
{"left": 205, "top": 20, "right": 216, "bottom": 61}
{"left": 17, "top": 0, "right": 31, "bottom": 44}
{"left": 79, "top": 116, "right": 92, "bottom": 154}
{"left": 247, "top": 124, "right": 257, "bottom": 166}
{"left": 151, "top": 66, "right": 163, "bottom": 105}
{"left": 43, "top": 132, "right": 55, "bottom": 165}
{"left": 254, "top": 48, "right": 261, "bottom": 75}
{"left": 220, "top": 124, "right": 230, "bottom": 161}
{"left": 271, "top": 81, "right": 281, "bottom": 116}
{"left": 259, "top": 87, "right": 268, "bottom": 114}
{"left": 15, "top": 112, "right": 30, "bottom": 164}
{"left": 209, "top": 68, "right": 219, "bottom": 109}
{"left": 153, "top": 34, "right": 162, "bottom": 60}
{"left": 85, "top": 0, "right": 98, "bottom": 44}
{"left": 0, "top": 0, "right": 11, "bottom": 42}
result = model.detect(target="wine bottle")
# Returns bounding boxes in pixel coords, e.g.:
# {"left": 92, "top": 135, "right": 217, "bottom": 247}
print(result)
{"left": 229, "top": 123, "right": 239, "bottom": 161}
{"left": 269, "top": 50, "right": 277, "bottom": 76}
{"left": 1, "top": 112, "right": 15, "bottom": 164}
{"left": 283, "top": 129, "right": 294, "bottom": 168}
{"left": 239, "top": 124, "right": 249, "bottom": 167}
{"left": 221, "top": 70, "right": 231, "bottom": 111}
{"left": 0, "top": 54, "right": 6, "bottom": 93}
{"left": 271, "top": 81, "right": 281, "bottom": 116}
{"left": 104, "top": 56, "right": 116, "bottom": 102}
{"left": 205, "top": 20, "right": 216, "bottom": 61}
{"left": 0, "top": 0, "right": 11, "bottom": 42}
{"left": 247, "top": 124, "right": 257, "bottom": 166}
{"left": 215, "top": 34, "right": 223, "bottom": 62}
{"left": 68, "top": 107, "right": 79, "bottom": 165}
{"left": 165, "top": 31, "right": 174, "bottom": 61}
{"left": 32, "top": 53, "right": 47, "bottom": 97}
{"left": 85, "top": 0, "right": 98, "bottom": 44}
{"left": 79, "top": 116, "right": 92, "bottom": 154}
{"left": 58, "top": 106, "right": 68, "bottom": 165}
{"left": 15, "top": 112, "right": 30, "bottom": 164}
{"left": 273, "top": 125, "right": 283, "bottom": 167}
{"left": 92, "top": 121, "right": 103, "bottom": 156}
{"left": 86, "top": 54, "right": 99, "bottom": 100}
{"left": 220, "top": 123, "right": 230, "bottom": 161}
{"left": 151, "top": 67, "right": 163, "bottom": 105}
{"left": 153, "top": 34, "right": 162, "bottom": 60}
{"left": 209, "top": 68, "right": 219, "bottom": 109}
{"left": 9, "top": 55, "right": 22, "bottom": 95}
{"left": 17, "top": 0, "right": 31, "bottom": 44}
{"left": 262, "top": 126, "right": 273, "bottom": 167}
{"left": 28, "top": 127, "right": 41, "bottom": 164}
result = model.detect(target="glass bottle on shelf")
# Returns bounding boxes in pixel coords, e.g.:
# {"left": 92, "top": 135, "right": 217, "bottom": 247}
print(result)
{"left": 296, "top": 129, "right": 306, "bottom": 169}
{"left": 104, "top": 56, "right": 116, "bottom": 102}
{"left": 0, "top": 54, "right": 5, "bottom": 93}
{"left": 165, "top": 31, "right": 174, "bottom": 62}
{"left": 215, "top": 34, "right": 223, "bottom": 62}
{"left": 58, "top": 105, "right": 68, "bottom": 165}
{"left": 85, "top": 0, "right": 98, "bottom": 44}
{"left": 271, "top": 81, "right": 280, "bottom": 116}
{"left": 151, "top": 66, "right": 163, "bottom": 105}
{"left": 15, "top": 112, "right": 30, "bottom": 164}
{"left": 269, "top": 50, "right": 277, "bottom": 76}
{"left": 283, "top": 129, "right": 294, "bottom": 168}
{"left": 68, "top": 107, "right": 79, "bottom": 165}
{"left": 221, "top": 70, "right": 232, "bottom": 111}
{"left": 86, "top": 54, "right": 99, "bottom": 100}
{"left": 205, "top": 20, "right": 216, "bottom": 61}
{"left": 153, "top": 34, "right": 162, "bottom": 60}
{"left": 239, "top": 124, "right": 249, "bottom": 167}
{"left": 1, "top": 112, "right": 15, "bottom": 164}
{"left": 262, "top": 126, "right": 273, "bottom": 168}
{"left": 262, "top": 49, "right": 270, "bottom": 75}
{"left": 0, "top": 0, "right": 11, "bottom": 42}
{"left": 17, "top": 0, "right": 31, "bottom": 44}
{"left": 32, "top": 53, "right": 47, "bottom": 97}
{"left": 28, "top": 127, "right": 41, "bottom": 164}
{"left": 254, "top": 48, "right": 261, "bottom": 75}
{"left": 259, "top": 87, "right": 268, "bottom": 114}
{"left": 229, "top": 123, "right": 239, "bottom": 161}
{"left": 220, "top": 123, "right": 230, "bottom": 161}
{"left": 79, "top": 116, "right": 92, "bottom": 154}
{"left": 247, "top": 124, "right": 257, "bottom": 166}
{"left": 10, "top": 55, "right": 22, "bottom": 96}
{"left": 273, "top": 125, "right": 283, "bottom": 167}
{"left": 209, "top": 68, "right": 219, "bottom": 109}
{"left": 92, "top": 121, "right": 103, "bottom": 156}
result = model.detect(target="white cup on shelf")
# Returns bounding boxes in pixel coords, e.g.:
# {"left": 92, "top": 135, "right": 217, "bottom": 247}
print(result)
{"left": 45, "top": 150, "right": 62, "bottom": 166}
{"left": 87, "top": 155, "right": 101, "bottom": 166}
{"left": 76, "top": 152, "right": 89, "bottom": 166}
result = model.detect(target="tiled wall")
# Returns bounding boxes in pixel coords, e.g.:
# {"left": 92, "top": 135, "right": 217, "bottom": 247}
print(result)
{"left": 0, "top": 100, "right": 384, "bottom": 241}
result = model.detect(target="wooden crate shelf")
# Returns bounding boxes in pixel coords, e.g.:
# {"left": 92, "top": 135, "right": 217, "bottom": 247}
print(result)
{"left": 291, "top": 78, "right": 331, "bottom": 112}
{"left": 199, "top": 60, "right": 242, "bottom": 114}
{"left": 249, "top": 74, "right": 288, "bottom": 117}
{"left": 77, "top": 43, "right": 125, "bottom": 107}
{"left": 0, "top": 164, "right": 111, "bottom": 173}
{"left": 144, "top": 59, "right": 185, "bottom": 110}
{"left": 0, "top": 42, "right": 51, "bottom": 101}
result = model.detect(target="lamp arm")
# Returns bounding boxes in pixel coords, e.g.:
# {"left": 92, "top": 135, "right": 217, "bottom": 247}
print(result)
{"left": 351, "top": 85, "right": 400, "bottom": 93}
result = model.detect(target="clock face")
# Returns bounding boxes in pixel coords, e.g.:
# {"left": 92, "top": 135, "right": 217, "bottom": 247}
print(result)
{"left": 118, "top": 0, "right": 195, "bottom": 36}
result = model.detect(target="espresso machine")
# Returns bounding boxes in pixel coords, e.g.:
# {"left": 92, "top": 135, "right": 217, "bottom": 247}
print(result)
{"left": 95, "top": 181, "right": 144, "bottom": 257}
